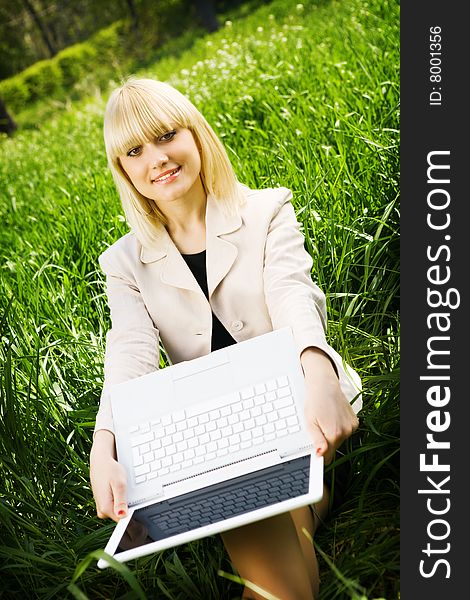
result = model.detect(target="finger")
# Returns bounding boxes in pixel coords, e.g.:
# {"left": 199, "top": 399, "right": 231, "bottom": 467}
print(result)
{"left": 112, "top": 477, "right": 128, "bottom": 519}
{"left": 307, "top": 420, "right": 329, "bottom": 458}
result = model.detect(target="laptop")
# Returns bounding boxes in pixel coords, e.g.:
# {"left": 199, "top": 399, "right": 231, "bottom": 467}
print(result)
{"left": 98, "top": 327, "right": 323, "bottom": 569}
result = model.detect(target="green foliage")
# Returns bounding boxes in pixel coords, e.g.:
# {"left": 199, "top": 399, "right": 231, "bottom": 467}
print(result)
{"left": 56, "top": 44, "right": 99, "bottom": 88}
{"left": 91, "top": 20, "right": 128, "bottom": 66}
{"left": 19, "top": 59, "right": 63, "bottom": 104}
{"left": 0, "top": 77, "right": 30, "bottom": 111}
{"left": 0, "top": 20, "right": 130, "bottom": 115}
{"left": 0, "top": 0, "right": 399, "bottom": 598}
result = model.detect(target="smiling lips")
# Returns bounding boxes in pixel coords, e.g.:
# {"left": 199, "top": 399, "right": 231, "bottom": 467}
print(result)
{"left": 152, "top": 166, "right": 181, "bottom": 184}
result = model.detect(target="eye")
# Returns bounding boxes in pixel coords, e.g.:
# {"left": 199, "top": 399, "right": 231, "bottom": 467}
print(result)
{"left": 126, "top": 145, "right": 142, "bottom": 157}
{"left": 159, "top": 130, "right": 177, "bottom": 142}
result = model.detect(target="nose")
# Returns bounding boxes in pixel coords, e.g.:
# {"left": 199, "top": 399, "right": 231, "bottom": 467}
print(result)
{"left": 147, "top": 143, "right": 168, "bottom": 169}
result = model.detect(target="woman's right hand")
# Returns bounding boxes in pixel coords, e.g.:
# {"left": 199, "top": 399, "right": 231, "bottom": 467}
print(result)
{"left": 90, "top": 430, "right": 128, "bottom": 522}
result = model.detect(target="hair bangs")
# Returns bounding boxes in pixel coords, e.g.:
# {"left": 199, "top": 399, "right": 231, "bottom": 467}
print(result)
{"left": 104, "top": 81, "right": 195, "bottom": 161}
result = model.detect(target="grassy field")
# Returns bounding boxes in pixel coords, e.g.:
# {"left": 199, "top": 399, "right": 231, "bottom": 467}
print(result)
{"left": 0, "top": 0, "right": 400, "bottom": 598}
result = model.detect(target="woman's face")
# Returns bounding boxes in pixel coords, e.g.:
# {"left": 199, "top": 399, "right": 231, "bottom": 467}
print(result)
{"left": 118, "top": 127, "right": 203, "bottom": 208}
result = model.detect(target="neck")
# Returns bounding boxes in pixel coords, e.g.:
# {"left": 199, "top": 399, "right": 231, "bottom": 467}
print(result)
{"left": 160, "top": 178, "right": 207, "bottom": 254}
{"left": 159, "top": 177, "right": 207, "bottom": 233}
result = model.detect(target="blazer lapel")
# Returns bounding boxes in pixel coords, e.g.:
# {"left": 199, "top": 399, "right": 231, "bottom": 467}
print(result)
{"left": 205, "top": 194, "right": 242, "bottom": 299}
{"left": 139, "top": 223, "right": 203, "bottom": 295}
{"left": 138, "top": 194, "right": 242, "bottom": 297}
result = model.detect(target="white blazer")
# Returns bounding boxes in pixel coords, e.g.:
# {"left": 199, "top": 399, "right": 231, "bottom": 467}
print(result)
{"left": 95, "top": 185, "right": 362, "bottom": 433}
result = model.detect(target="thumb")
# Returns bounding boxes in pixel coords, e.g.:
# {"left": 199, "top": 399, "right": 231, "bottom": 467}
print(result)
{"left": 307, "top": 420, "right": 328, "bottom": 458}
{"left": 112, "top": 477, "right": 128, "bottom": 520}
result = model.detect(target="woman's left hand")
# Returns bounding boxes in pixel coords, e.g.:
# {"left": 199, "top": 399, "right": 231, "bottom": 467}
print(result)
{"left": 300, "top": 347, "right": 359, "bottom": 465}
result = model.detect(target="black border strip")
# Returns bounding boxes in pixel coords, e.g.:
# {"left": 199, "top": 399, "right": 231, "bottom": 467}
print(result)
{"left": 401, "top": 3, "right": 467, "bottom": 596}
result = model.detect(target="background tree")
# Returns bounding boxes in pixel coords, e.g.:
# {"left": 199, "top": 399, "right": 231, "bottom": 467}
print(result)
{"left": 193, "top": 0, "right": 219, "bottom": 32}
{"left": 21, "top": 0, "right": 57, "bottom": 57}
{"left": 0, "top": 96, "right": 17, "bottom": 136}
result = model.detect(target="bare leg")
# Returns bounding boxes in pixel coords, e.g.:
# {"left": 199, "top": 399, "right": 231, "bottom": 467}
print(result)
{"left": 221, "top": 485, "right": 330, "bottom": 600}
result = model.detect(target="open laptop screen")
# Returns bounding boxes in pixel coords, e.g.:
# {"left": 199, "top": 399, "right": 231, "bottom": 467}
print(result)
{"left": 114, "top": 455, "right": 311, "bottom": 554}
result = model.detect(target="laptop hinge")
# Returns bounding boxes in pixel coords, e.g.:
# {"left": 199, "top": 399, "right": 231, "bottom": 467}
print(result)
{"left": 278, "top": 442, "right": 314, "bottom": 459}
{"left": 129, "top": 482, "right": 164, "bottom": 507}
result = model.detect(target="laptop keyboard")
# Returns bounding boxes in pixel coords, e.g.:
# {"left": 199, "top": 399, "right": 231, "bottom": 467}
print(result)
{"left": 123, "top": 456, "right": 310, "bottom": 543}
{"left": 129, "top": 375, "right": 301, "bottom": 485}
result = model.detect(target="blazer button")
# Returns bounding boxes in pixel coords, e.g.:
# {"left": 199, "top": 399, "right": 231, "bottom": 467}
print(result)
{"left": 231, "top": 320, "right": 244, "bottom": 332}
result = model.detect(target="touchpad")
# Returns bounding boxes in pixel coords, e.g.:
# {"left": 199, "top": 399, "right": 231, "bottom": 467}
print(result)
{"left": 172, "top": 361, "right": 233, "bottom": 406}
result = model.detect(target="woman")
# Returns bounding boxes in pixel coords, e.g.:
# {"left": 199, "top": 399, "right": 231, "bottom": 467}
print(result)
{"left": 90, "top": 77, "right": 361, "bottom": 600}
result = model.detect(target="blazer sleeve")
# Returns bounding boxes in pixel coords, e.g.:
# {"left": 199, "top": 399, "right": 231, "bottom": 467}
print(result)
{"left": 94, "top": 248, "right": 160, "bottom": 435}
{"left": 263, "top": 190, "right": 362, "bottom": 412}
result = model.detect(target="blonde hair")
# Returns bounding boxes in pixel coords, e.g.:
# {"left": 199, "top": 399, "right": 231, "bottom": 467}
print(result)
{"left": 103, "top": 77, "right": 245, "bottom": 247}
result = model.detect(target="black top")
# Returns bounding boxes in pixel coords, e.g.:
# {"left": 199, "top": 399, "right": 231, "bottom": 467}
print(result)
{"left": 180, "top": 250, "right": 237, "bottom": 352}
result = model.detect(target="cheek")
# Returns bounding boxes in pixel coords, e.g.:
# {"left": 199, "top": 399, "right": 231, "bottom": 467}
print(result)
{"left": 122, "top": 162, "right": 145, "bottom": 188}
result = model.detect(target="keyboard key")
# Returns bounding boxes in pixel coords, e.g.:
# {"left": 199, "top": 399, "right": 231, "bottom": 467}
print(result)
{"left": 265, "top": 391, "right": 276, "bottom": 402}
{"left": 274, "top": 396, "right": 294, "bottom": 410}
{"left": 143, "top": 451, "right": 154, "bottom": 463}
{"left": 139, "top": 442, "right": 150, "bottom": 455}
{"left": 264, "top": 422, "right": 275, "bottom": 434}
{"left": 265, "top": 378, "right": 277, "bottom": 391}
{"left": 254, "top": 395, "right": 265, "bottom": 406}
{"left": 240, "top": 386, "right": 254, "bottom": 400}
{"left": 255, "top": 414, "right": 267, "bottom": 427}
{"left": 132, "top": 431, "right": 154, "bottom": 447}
{"left": 279, "top": 405, "right": 296, "bottom": 418}
{"left": 218, "top": 416, "right": 228, "bottom": 428}
{"left": 267, "top": 411, "right": 278, "bottom": 422}
{"left": 229, "top": 433, "right": 241, "bottom": 446}
{"left": 210, "top": 430, "right": 222, "bottom": 441}
{"left": 135, "top": 463, "right": 150, "bottom": 476}
{"left": 233, "top": 422, "right": 244, "bottom": 434}
{"left": 166, "top": 423, "right": 176, "bottom": 435}
{"left": 173, "top": 410, "right": 186, "bottom": 422}
{"left": 199, "top": 433, "right": 210, "bottom": 444}
{"left": 277, "top": 387, "right": 292, "bottom": 399}
{"left": 255, "top": 383, "right": 266, "bottom": 395}
{"left": 151, "top": 439, "right": 162, "bottom": 450}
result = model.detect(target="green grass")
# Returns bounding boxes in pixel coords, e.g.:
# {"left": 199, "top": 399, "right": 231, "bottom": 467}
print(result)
{"left": 0, "top": 0, "right": 399, "bottom": 598}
